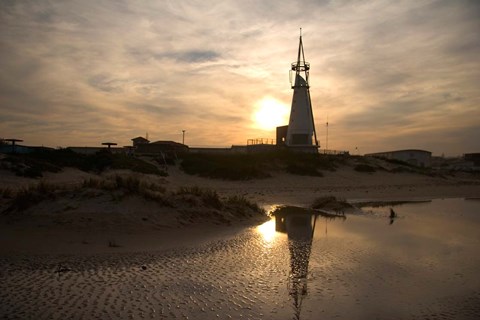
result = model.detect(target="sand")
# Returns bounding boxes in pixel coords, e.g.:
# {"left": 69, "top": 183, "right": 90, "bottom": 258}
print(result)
{"left": 1, "top": 164, "right": 479, "bottom": 319}
{"left": 1, "top": 164, "right": 479, "bottom": 255}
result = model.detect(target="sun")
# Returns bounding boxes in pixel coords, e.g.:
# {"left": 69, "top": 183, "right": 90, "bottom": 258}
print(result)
{"left": 252, "top": 97, "right": 289, "bottom": 131}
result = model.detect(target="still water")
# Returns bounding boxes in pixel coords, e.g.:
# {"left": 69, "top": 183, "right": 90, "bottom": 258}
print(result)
{"left": 1, "top": 198, "right": 479, "bottom": 319}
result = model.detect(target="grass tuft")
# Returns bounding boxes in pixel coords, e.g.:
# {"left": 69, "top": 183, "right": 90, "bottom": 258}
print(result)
{"left": 6, "top": 181, "right": 59, "bottom": 212}
{"left": 226, "top": 195, "right": 266, "bottom": 216}
{"left": 176, "top": 186, "right": 223, "bottom": 209}
{"left": 311, "top": 196, "right": 353, "bottom": 211}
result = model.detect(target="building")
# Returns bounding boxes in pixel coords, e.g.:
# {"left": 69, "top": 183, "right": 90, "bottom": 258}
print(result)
{"left": 463, "top": 153, "right": 480, "bottom": 170}
{"left": 131, "top": 136, "right": 150, "bottom": 147}
{"left": 365, "top": 149, "right": 432, "bottom": 167}
{"left": 464, "top": 153, "right": 480, "bottom": 167}
{"left": 285, "top": 31, "right": 319, "bottom": 151}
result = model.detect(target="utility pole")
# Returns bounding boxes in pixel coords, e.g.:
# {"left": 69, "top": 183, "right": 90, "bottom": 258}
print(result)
{"left": 182, "top": 130, "right": 186, "bottom": 145}
{"left": 326, "top": 115, "right": 329, "bottom": 153}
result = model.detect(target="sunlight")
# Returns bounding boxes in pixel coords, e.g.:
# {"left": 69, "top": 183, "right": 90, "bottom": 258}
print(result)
{"left": 252, "top": 97, "right": 289, "bottom": 131}
{"left": 256, "top": 219, "right": 277, "bottom": 243}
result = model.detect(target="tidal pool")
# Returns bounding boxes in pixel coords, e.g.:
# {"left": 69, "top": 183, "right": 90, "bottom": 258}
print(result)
{"left": 1, "top": 198, "right": 479, "bottom": 319}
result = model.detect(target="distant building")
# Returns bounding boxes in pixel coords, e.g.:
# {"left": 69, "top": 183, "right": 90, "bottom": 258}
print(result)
{"left": 464, "top": 153, "right": 480, "bottom": 166}
{"left": 365, "top": 149, "right": 432, "bottom": 167}
{"left": 131, "top": 136, "right": 150, "bottom": 147}
{"left": 464, "top": 153, "right": 480, "bottom": 169}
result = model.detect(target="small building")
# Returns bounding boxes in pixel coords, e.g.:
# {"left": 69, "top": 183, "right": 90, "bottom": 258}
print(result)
{"left": 132, "top": 136, "right": 150, "bottom": 147}
{"left": 365, "top": 149, "right": 432, "bottom": 167}
{"left": 464, "top": 153, "right": 480, "bottom": 167}
{"left": 276, "top": 125, "right": 288, "bottom": 146}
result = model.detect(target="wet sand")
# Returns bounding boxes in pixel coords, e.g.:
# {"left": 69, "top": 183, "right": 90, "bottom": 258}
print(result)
{"left": 1, "top": 199, "right": 480, "bottom": 319}
{"left": 1, "top": 165, "right": 479, "bottom": 319}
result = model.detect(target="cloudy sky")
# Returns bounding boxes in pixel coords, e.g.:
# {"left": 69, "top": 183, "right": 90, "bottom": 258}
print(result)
{"left": 1, "top": 0, "right": 479, "bottom": 155}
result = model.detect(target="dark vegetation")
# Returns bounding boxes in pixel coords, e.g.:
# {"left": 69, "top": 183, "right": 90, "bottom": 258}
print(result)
{"left": 354, "top": 199, "right": 432, "bottom": 208}
{"left": 0, "top": 149, "right": 165, "bottom": 177}
{"left": 311, "top": 196, "right": 353, "bottom": 211}
{"left": 0, "top": 148, "right": 443, "bottom": 181}
{"left": 354, "top": 164, "right": 376, "bottom": 173}
{"left": 180, "top": 153, "right": 271, "bottom": 180}
{"left": 4, "top": 181, "right": 58, "bottom": 212}
{"left": 2, "top": 175, "right": 266, "bottom": 224}
{"left": 180, "top": 151, "right": 341, "bottom": 180}
{"left": 271, "top": 204, "right": 348, "bottom": 220}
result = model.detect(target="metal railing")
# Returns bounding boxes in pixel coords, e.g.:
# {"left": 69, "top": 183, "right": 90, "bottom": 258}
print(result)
{"left": 247, "top": 138, "right": 275, "bottom": 146}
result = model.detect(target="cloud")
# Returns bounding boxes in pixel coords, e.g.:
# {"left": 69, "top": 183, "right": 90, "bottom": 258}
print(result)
{"left": 0, "top": 0, "right": 479, "bottom": 155}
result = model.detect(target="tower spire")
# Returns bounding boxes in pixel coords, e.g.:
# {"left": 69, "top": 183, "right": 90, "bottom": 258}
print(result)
{"left": 286, "top": 31, "right": 319, "bottom": 148}
{"left": 291, "top": 29, "right": 309, "bottom": 88}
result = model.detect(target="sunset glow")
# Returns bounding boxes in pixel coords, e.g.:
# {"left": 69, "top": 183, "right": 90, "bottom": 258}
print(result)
{"left": 257, "top": 219, "right": 277, "bottom": 243}
{"left": 0, "top": 1, "right": 479, "bottom": 155}
{"left": 252, "top": 98, "right": 290, "bottom": 131}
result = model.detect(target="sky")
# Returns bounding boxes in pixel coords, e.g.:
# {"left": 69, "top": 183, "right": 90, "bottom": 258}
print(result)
{"left": 1, "top": 0, "right": 479, "bottom": 156}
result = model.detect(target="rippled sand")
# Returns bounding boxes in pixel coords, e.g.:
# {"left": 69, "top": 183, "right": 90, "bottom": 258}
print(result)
{"left": 1, "top": 199, "right": 479, "bottom": 320}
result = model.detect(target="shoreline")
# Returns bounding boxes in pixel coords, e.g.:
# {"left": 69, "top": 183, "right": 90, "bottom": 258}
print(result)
{"left": 1, "top": 165, "right": 479, "bottom": 255}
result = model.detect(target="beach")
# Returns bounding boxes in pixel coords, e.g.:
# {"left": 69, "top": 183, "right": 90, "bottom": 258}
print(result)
{"left": 1, "top": 163, "right": 479, "bottom": 319}
{"left": 1, "top": 163, "right": 479, "bottom": 254}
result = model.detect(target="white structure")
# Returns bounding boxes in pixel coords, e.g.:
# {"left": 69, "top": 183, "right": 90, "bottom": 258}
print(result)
{"left": 286, "top": 31, "right": 319, "bottom": 149}
{"left": 366, "top": 149, "right": 432, "bottom": 167}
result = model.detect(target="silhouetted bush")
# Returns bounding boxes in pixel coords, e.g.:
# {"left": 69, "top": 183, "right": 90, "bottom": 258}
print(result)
{"left": 179, "top": 151, "right": 339, "bottom": 180}
{"left": 176, "top": 186, "right": 223, "bottom": 209}
{"left": 286, "top": 163, "right": 324, "bottom": 177}
{"left": 180, "top": 154, "right": 271, "bottom": 180}
{"left": 2, "top": 149, "right": 166, "bottom": 176}
{"left": 226, "top": 195, "right": 265, "bottom": 216}
{"left": 354, "top": 164, "right": 376, "bottom": 172}
{"left": 6, "top": 181, "right": 59, "bottom": 212}
{"left": 312, "top": 196, "right": 353, "bottom": 210}
{"left": 0, "top": 187, "right": 14, "bottom": 199}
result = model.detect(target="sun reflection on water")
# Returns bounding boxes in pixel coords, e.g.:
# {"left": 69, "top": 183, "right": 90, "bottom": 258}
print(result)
{"left": 257, "top": 219, "right": 277, "bottom": 243}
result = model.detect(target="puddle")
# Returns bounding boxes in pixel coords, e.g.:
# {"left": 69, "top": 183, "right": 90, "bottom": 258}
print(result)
{"left": 1, "top": 198, "right": 479, "bottom": 319}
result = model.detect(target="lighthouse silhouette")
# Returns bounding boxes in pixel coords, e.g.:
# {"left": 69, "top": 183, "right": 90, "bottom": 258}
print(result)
{"left": 278, "top": 29, "right": 319, "bottom": 152}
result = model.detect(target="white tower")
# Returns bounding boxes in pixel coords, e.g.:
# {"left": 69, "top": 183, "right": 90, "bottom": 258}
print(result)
{"left": 286, "top": 31, "right": 319, "bottom": 148}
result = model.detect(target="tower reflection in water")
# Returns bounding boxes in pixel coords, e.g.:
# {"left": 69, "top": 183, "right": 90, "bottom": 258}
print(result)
{"left": 272, "top": 206, "right": 346, "bottom": 320}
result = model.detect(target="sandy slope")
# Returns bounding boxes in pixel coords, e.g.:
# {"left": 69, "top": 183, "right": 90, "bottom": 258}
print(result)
{"left": 165, "top": 164, "right": 480, "bottom": 206}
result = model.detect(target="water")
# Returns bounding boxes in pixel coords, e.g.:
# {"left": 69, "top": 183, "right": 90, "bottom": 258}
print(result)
{"left": 1, "top": 198, "right": 479, "bottom": 319}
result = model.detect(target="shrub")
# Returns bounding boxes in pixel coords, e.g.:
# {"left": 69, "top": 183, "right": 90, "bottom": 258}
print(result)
{"left": 354, "top": 164, "right": 376, "bottom": 173}
{"left": 176, "top": 186, "right": 223, "bottom": 209}
{"left": 226, "top": 195, "right": 265, "bottom": 215}
{"left": 311, "top": 196, "right": 353, "bottom": 211}
{"left": 2, "top": 149, "right": 167, "bottom": 176}
{"left": 180, "top": 154, "right": 270, "bottom": 180}
{"left": 6, "top": 181, "right": 59, "bottom": 212}
{"left": 179, "top": 151, "right": 344, "bottom": 180}
{"left": 0, "top": 187, "right": 14, "bottom": 199}
{"left": 286, "top": 163, "right": 324, "bottom": 177}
